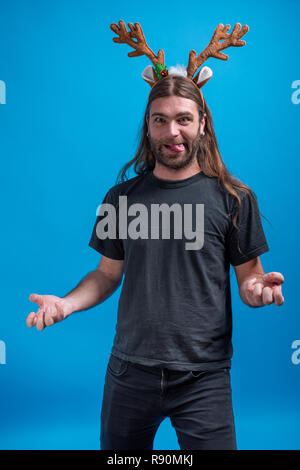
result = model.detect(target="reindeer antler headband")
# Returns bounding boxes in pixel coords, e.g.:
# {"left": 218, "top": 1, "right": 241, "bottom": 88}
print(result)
{"left": 110, "top": 21, "right": 249, "bottom": 103}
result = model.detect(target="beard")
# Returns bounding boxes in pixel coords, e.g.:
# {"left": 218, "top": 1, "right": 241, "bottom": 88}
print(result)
{"left": 148, "top": 130, "right": 201, "bottom": 170}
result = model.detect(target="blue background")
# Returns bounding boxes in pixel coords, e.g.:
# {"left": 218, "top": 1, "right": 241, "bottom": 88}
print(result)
{"left": 0, "top": 0, "right": 299, "bottom": 450}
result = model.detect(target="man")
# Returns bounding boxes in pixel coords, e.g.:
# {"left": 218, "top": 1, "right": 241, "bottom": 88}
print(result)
{"left": 27, "top": 77, "right": 284, "bottom": 449}
{"left": 26, "top": 74, "right": 284, "bottom": 451}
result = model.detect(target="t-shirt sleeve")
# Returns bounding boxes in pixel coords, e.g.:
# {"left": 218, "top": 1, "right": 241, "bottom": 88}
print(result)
{"left": 88, "top": 189, "right": 125, "bottom": 260}
{"left": 226, "top": 191, "right": 269, "bottom": 266}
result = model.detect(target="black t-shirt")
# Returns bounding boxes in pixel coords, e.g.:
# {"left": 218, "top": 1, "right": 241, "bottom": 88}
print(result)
{"left": 89, "top": 171, "right": 269, "bottom": 371}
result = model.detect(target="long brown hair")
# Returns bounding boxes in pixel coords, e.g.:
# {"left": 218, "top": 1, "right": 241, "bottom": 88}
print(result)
{"left": 116, "top": 75, "right": 268, "bottom": 254}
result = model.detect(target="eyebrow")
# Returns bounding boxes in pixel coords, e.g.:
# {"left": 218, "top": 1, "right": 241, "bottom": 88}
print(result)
{"left": 150, "top": 112, "right": 194, "bottom": 118}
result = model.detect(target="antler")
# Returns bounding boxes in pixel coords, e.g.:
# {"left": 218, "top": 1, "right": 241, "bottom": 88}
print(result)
{"left": 110, "top": 20, "right": 165, "bottom": 68}
{"left": 187, "top": 23, "right": 249, "bottom": 79}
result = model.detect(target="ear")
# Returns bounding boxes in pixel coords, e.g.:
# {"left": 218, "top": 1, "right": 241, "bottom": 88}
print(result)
{"left": 200, "top": 113, "right": 206, "bottom": 133}
{"left": 193, "top": 66, "right": 213, "bottom": 89}
{"left": 142, "top": 65, "right": 157, "bottom": 87}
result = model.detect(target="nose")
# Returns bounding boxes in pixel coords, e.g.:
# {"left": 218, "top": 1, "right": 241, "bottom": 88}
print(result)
{"left": 164, "top": 120, "right": 180, "bottom": 139}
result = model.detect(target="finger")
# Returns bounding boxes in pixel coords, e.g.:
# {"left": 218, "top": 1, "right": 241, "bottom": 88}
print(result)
{"left": 253, "top": 282, "right": 263, "bottom": 296}
{"left": 273, "top": 284, "right": 285, "bottom": 306}
{"left": 36, "top": 310, "right": 45, "bottom": 331}
{"left": 252, "top": 282, "right": 263, "bottom": 305}
{"left": 245, "top": 278, "right": 264, "bottom": 306}
{"left": 29, "top": 293, "right": 44, "bottom": 306}
{"left": 262, "top": 272, "right": 284, "bottom": 284}
{"left": 26, "top": 312, "right": 36, "bottom": 328}
{"left": 262, "top": 286, "right": 273, "bottom": 305}
{"left": 44, "top": 309, "right": 55, "bottom": 327}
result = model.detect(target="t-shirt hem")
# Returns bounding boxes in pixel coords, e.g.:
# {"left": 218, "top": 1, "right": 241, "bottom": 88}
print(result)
{"left": 231, "top": 243, "right": 269, "bottom": 267}
{"left": 88, "top": 240, "right": 124, "bottom": 260}
{"left": 111, "top": 348, "right": 231, "bottom": 371}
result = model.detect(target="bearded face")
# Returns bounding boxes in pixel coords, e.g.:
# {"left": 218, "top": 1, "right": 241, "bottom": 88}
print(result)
{"left": 147, "top": 96, "right": 204, "bottom": 171}
{"left": 148, "top": 130, "right": 201, "bottom": 170}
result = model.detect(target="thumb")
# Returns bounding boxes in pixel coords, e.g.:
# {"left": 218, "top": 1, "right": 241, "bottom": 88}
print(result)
{"left": 29, "top": 293, "right": 43, "bottom": 305}
{"left": 262, "top": 272, "right": 284, "bottom": 284}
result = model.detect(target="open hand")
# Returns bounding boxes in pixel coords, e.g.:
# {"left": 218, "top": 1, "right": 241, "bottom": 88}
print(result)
{"left": 26, "top": 294, "right": 72, "bottom": 331}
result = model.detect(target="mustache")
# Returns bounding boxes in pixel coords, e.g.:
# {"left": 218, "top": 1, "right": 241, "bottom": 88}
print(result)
{"left": 155, "top": 140, "right": 188, "bottom": 148}
{"left": 148, "top": 136, "right": 201, "bottom": 148}
{"left": 157, "top": 140, "right": 186, "bottom": 145}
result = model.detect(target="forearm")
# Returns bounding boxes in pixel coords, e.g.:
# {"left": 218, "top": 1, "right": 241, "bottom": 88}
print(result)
{"left": 62, "top": 269, "right": 121, "bottom": 315}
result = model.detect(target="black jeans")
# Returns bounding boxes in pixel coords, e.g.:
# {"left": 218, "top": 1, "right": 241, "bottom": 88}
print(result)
{"left": 100, "top": 354, "right": 237, "bottom": 450}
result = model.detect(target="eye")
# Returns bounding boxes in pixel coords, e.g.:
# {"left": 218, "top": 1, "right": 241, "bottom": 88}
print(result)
{"left": 178, "top": 117, "right": 191, "bottom": 123}
{"left": 154, "top": 117, "right": 165, "bottom": 123}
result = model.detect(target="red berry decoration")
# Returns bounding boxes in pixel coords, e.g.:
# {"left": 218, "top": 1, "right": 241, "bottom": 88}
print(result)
{"left": 154, "top": 63, "right": 169, "bottom": 80}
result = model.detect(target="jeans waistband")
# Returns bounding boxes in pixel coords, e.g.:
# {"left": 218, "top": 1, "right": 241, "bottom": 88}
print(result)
{"left": 122, "top": 357, "right": 231, "bottom": 375}
{"left": 128, "top": 361, "right": 165, "bottom": 376}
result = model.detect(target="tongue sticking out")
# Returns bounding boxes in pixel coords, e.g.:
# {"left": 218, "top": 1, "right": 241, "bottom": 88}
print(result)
{"left": 165, "top": 144, "right": 185, "bottom": 152}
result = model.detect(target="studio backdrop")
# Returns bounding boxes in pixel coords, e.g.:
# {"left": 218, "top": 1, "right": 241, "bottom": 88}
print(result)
{"left": 0, "top": 0, "right": 299, "bottom": 450}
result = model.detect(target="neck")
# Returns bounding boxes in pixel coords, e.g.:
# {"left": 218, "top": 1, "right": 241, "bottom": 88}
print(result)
{"left": 152, "top": 161, "right": 202, "bottom": 181}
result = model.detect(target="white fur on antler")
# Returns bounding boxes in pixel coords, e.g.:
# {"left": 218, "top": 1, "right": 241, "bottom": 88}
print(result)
{"left": 168, "top": 64, "right": 187, "bottom": 77}
{"left": 165, "top": 65, "right": 213, "bottom": 87}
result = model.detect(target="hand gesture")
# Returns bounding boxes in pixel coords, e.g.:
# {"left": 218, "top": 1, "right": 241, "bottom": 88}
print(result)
{"left": 26, "top": 294, "right": 73, "bottom": 331}
{"left": 245, "top": 272, "right": 285, "bottom": 307}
